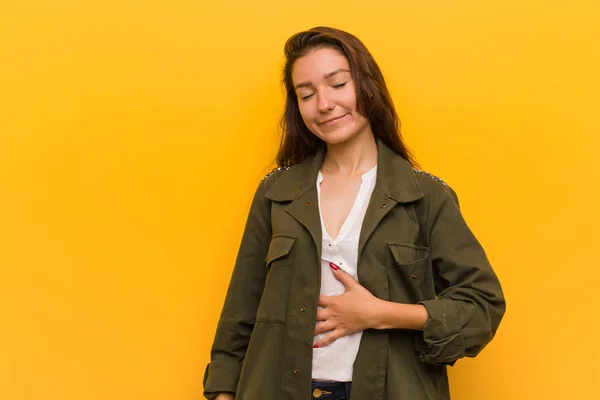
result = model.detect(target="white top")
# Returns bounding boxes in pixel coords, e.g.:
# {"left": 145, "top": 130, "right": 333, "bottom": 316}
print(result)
{"left": 312, "top": 165, "right": 378, "bottom": 382}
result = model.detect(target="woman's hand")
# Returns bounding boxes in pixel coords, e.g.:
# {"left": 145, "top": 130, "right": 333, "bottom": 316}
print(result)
{"left": 313, "top": 263, "right": 429, "bottom": 348}
{"left": 313, "top": 263, "right": 383, "bottom": 348}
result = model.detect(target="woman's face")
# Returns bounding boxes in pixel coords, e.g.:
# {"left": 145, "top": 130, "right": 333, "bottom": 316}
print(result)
{"left": 291, "top": 47, "right": 371, "bottom": 145}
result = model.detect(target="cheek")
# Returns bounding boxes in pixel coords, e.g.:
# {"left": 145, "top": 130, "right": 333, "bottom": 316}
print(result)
{"left": 348, "top": 95, "right": 358, "bottom": 112}
{"left": 344, "top": 85, "right": 358, "bottom": 110}
{"left": 298, "top": 103, "right": 315, "bottom": 125}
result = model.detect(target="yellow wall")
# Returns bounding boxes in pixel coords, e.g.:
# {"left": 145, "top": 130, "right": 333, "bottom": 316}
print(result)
{"left": 1, "top": 1, "right": 599, "bottom": 399}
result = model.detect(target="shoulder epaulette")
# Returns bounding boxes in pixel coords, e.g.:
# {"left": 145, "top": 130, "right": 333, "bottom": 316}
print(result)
{"left": 413, "top": 169, "right": 447, "bottom": 186}
{"left": 261, "top": 166, "right": 290, "bottom": 183}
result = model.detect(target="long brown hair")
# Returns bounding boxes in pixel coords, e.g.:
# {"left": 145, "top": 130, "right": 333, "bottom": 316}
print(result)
{"left": 276, "top": 26, "right": 418, "bottom": 168}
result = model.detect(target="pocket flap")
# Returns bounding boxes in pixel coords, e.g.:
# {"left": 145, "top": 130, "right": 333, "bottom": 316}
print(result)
{"left": 265, "top": 236, "right": 296, "bottom": 265}
{"left": 388, "top": 242, "right": 429, "bottom": 265}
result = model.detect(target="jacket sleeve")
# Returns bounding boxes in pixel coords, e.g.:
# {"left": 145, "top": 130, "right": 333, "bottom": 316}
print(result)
{"left": 416, "top": 185, "right": 506, "bottom": 366}
{"left": 203, "top": 181, "right": 272, "bottom": 399}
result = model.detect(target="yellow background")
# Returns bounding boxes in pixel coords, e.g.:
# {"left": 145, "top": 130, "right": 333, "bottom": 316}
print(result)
{"left": 1, "top": 1, "right": 599, "bottom": 399}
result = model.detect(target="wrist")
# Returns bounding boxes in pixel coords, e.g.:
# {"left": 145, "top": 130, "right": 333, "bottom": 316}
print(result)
{"left": 370, "top": 298, "right": 390, "bottom": 330}
{"left": 371, "top": 301, "right": 429, "bottom": 331}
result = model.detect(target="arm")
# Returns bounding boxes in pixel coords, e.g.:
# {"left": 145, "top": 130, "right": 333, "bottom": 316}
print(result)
{"left": 371, "top": 302, "right": 428, "bottom": 330}
{"left": 203, "top": 181, "right": 272, "bottom": 399}
{"left": 313, "top": 186, "right": 505, "bottom": 365}
{"left": 414, "top": 186, "right": 506, "bottom": 365}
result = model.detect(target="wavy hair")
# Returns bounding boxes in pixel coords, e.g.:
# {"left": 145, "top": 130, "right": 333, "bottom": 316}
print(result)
{"left": 276, "top": 26, "right": 417, "bottom": 168}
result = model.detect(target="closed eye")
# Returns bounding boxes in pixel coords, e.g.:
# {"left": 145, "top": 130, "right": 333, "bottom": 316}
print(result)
{"left": 299, "top": 82, "right": 346, "bottom": 100}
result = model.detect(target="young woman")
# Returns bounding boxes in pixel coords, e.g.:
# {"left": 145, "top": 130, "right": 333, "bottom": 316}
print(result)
{"left": 203, "top": 27, "right": 505, "bottom": 400}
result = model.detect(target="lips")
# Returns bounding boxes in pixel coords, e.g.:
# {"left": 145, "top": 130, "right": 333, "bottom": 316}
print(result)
{"left": 319, "top": 113, "right": 348, "bottom": 125}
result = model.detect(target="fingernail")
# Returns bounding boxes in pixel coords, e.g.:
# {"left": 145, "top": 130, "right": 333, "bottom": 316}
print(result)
{"left": 313, "top": 344, "right": 319, "bottom": 348}
{"left": 329, "top": 262, "right": 340, "bottom": 270}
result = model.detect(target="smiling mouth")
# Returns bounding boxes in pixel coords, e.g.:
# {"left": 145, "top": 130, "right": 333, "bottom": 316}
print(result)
{"left": 319, "top": 114, "right": 348, "bottom": 125}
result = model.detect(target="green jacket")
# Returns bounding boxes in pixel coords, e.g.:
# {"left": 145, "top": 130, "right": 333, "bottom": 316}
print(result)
{"left": 204, "top": 140, "right": 505, "bottom": 400}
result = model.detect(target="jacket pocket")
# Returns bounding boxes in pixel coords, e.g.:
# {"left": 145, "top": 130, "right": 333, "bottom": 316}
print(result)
{"left": 387, "top": 242, "right": 429, "bottom": 265}
{"left": 387, "top": 242, "right": 430, "bottom": 303}
{"left": 256, "top": 235, "right": 297, "bottom": 323}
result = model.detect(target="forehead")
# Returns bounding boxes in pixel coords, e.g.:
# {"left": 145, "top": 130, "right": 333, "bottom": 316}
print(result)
{"left": 292, "top": 47, "right": 350, "bottom": 84}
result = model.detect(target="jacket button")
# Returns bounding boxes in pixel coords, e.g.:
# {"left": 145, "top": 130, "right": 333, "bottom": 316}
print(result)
{"left": 305, "top": 201, "right": 312, "bottom": 206}
{"left": 300, "top": 306, "right": 306, "bottom": 313}
{"left": 293, "top": 369, "right": 298, "bottom": 375}
{"left": 411, "top": 273, "right": 417, "bottom": 279}
{"left": 380, "top": 203, "right": 388, "bottom": 209}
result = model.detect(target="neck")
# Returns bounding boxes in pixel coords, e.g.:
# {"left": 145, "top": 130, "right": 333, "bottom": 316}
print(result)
{"left": 321, "top": 128, "right": 378, "bottom": 178}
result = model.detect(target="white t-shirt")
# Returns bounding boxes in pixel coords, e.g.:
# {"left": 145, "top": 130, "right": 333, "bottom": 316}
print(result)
{"left": 312, "top": 165, "right": 378, "bottom": 382}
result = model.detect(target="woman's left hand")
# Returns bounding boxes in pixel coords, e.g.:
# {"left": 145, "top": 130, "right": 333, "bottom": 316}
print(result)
{"left": 313, "top": 263, "right": 383, "bottom": 348}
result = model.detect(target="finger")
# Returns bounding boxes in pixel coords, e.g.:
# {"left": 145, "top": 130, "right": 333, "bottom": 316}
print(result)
{"left": 329, "top": 262, "right": 357, "bottom": 288}
{"left": 318, "top": 295, "right": 331, "bottom": 307}
{"left": 314, "top": 320, "right": 336, "bottom": 335}
{"left": 315, "top": 307, "right": 329, "bottom": 322}
{"left": 314, "top": 328, "right": 345, "bottom": 348}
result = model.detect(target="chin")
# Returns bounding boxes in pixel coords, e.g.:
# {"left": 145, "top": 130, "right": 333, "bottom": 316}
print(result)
{"left": 315, "top": 126, "right": 365, "bottom": 146}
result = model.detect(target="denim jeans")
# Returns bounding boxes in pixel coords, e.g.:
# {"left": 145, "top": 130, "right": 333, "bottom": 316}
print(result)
{"left": 311, "top": 381, "right": 352, "bottom": 400}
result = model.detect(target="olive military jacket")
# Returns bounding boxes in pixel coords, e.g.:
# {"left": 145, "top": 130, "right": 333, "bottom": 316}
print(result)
{"left": 204, "top": 140, "right": 506, "bottom": 400}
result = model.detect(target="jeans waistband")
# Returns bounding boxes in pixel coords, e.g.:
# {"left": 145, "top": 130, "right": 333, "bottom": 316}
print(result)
{"left": 311, "top": 380, "right": 351, "bottom": 400}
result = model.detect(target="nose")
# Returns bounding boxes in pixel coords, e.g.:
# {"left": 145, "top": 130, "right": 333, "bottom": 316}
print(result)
{"left": 317, "top": 89, "right": 335, "bottom": 112}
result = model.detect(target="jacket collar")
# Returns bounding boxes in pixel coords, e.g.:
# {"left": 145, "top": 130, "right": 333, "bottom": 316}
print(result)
{"left": 265, "top": 139, "right": 424, "bottom": 203}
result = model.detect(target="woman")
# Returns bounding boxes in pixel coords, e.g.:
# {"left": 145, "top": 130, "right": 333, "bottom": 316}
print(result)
{"left": 203, "top": 27, "right": 505, "bottom": 400}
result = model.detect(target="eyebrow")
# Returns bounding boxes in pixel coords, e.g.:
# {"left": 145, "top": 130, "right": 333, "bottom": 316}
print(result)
{"left": 294, "top": 68, "right": 351, "bottom": 90}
